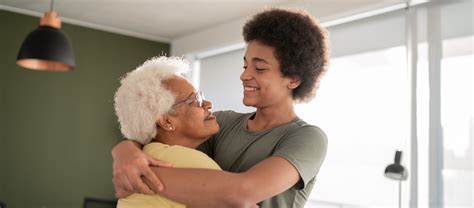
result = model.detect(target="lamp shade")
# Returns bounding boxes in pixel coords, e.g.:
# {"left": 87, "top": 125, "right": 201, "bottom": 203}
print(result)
{"left": 16, "top": 12, "right": 75, "bottom": 71}
{"left": 384, "top": 150, "right": 408, "bottom": 180}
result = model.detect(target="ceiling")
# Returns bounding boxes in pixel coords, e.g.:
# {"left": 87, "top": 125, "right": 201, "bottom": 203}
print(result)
{"left": 0, "top": 0, "right": 404, "bottom": 42}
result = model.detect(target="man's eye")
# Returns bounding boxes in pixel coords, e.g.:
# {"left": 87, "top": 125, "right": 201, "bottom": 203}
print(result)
{"left": 242, "top": 66, "right": 247, "bottom": 69}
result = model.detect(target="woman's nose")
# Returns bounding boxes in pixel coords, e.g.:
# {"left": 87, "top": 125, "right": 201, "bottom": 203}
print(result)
{"left": 202, "top": 99, "right": 212, "bottom": 109}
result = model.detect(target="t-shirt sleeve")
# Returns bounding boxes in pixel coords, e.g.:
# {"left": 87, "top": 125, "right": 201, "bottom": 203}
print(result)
{"left": 272, "top": 125, "right": 328, "bottom": 189}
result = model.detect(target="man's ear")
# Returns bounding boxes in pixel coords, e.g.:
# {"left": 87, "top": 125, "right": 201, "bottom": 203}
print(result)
{"left": 156, "top": 115, "right": 175, "bottom": 131}
{"left": 288, "top": 76, "right": 301, "bottom": 89}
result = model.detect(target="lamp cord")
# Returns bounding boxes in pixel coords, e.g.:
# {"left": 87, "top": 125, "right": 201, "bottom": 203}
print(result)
{"left": 50, "top": 0, "right": 54, "bottom": 11}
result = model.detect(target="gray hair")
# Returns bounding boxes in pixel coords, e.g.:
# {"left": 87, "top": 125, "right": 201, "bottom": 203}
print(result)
{"left": 114, "top": 56, "right": 190, "bottom": 144}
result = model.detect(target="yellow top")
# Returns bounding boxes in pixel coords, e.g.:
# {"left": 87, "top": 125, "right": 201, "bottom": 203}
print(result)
{"left": 117, "top": 142, "right": 221, "bottom": 208}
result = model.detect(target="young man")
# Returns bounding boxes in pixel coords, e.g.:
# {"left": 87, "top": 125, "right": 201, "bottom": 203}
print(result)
{"left": 112, "top": 8, "right": 329, "bottom": 207}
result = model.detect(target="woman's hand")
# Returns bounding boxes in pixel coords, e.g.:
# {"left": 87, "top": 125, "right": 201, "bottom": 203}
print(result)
{"left": 111, "top": 140, "right": 172, "bottom": 198}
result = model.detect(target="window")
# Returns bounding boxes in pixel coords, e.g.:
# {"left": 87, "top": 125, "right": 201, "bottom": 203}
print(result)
{"left": 440, "top": 36, "right": 473, "bottom": 207}
{"left": 298, "top": 46, "right": 410, "bottom": 207}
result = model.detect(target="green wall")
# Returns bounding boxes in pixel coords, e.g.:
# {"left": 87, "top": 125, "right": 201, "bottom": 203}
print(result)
{"left": 0, "top": 10, "right": 169, "bottom": 208}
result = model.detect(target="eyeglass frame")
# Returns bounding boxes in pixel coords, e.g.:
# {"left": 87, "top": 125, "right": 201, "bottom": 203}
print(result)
{"left": 171, "top": 91, "right": 205, "bottom": 108}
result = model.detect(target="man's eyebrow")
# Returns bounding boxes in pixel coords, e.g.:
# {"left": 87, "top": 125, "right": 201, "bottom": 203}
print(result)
{"left": 243, "top": 56, "right": 269, "bottom": 64}
{"left": 252, "top": 57, "right": 269, "bottom": 64}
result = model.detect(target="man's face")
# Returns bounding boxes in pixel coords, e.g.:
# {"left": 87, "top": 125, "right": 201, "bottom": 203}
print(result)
{"left": 240, "top": 41, "right": 294, "bottom": 108}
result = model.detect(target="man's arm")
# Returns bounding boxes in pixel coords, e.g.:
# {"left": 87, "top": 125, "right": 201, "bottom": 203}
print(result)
{"left": 150, "top": 156, "right": 299, "bottom": 207}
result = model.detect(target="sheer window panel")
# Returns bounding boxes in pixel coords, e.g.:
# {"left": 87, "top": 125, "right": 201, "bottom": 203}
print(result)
{"left": 298, "top": 46, "right": 410, "bottom": 207}
{"left": 416, "top": 1, "right": 473, "bottom": 207}
{"left": 440, "top": 2, "right": 473, "bottom": 206}
{"left": 295, "top": 8, "right": 410, "bottom": 207}
{"left": 416, "top": 40, "right": 429, "bottom": 208}
{"left": 440, "top": 36, "right": 473, "bottom": 208}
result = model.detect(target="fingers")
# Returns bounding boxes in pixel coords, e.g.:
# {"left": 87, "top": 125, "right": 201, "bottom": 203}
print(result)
{"left": 114, "top": 187, "right": 133, "bottom": 199}
{"left": 116, "top": 173, "right": 134, "bottom": 193}
{"left": 113, "top": 158, "right": 153, "bottom": 195}
{"left": 112, "top": 162, "right": 134, "bottom": 193}
{"left": 142, "top": 176, "right": 160, "bottom": 194}
{"left": 112, "top": 174, "right": 134, "bottom": 199}
{"left": 141, "top": 167, "right": 164, "bottom": 193}
{"left": 113, "top": 163, "right": 155, "bottom": 195}
{"left": 111, "top": 144, "right": 171, "bottom": 196}
{"left": 129, "top": 171, "right": 155, "bottom": 195}
{"left": 144, "top": 156, "right": 168, "bottom": 192}
{"left": 149, "top": 157, "right": 173, "bottom": 168}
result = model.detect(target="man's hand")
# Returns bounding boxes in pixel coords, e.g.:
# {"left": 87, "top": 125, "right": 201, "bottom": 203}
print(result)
{"left": 111, "top": 140, "right": 172, "bottom": 198}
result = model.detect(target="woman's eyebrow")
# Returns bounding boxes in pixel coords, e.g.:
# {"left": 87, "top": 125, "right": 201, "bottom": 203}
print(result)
{"left": 186, "top": 91, "right": 196, "bottom": 98}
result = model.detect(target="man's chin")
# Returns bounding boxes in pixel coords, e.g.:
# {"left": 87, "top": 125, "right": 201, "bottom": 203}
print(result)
{"left": 242, "top": 99, "right": 256, "bottom": 107}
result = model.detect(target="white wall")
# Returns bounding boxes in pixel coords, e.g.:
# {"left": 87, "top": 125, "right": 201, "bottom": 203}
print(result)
{"left": 170, "top": 1, "right": 409, "bottom": 57}
{"left": 171, "top": 18, "right": 245, "bottom": 57}
{"left": 171, "top": 1, "right": 472, "bottom": 58}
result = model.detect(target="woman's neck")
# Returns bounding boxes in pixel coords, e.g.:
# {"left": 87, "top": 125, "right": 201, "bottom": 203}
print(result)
{"left": 153, "top": 134, "right": 201, "bottom": 149}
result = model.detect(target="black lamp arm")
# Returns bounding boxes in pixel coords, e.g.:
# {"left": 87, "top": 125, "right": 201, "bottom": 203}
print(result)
{"left": 394, "top": 150, "right": 402, "bottom": 164}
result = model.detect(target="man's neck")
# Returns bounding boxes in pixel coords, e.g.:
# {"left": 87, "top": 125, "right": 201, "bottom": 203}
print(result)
{"left": 247, "top": 102, "right": 297, "bottom": 132}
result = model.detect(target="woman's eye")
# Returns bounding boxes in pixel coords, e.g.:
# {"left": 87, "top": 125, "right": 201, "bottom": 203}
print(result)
{"left": 242, "top": 66, "right": 247, "bottom": 69}
{"left": 186, "top": 99, "right": 195, "bottom": 105}
{"left": 256, "top": 68, "right": 265, "bottom": 71}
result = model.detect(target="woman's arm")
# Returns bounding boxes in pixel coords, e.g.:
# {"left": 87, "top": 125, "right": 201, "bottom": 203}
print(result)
{"left": 150, "top": 156, "right": 299, "bottom": 207}
{"left": 111, "top": 140, "right": 172, "bottom": 197}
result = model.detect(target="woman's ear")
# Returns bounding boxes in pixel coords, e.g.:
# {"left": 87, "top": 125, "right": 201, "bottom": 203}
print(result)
{"left": 288, "top": 76, "right": 301, "bottom": 89}
{"left": 156, "top": 115, "right": 175, "bottom": 131}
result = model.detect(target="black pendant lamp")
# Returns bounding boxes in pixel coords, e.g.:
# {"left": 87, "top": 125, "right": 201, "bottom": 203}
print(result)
{"left": 16, "top": 0, "right": 75, "bottom": 71}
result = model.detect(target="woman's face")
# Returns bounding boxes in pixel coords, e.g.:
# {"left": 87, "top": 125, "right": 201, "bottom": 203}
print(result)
{"left": 240, "top": 41, "right": 294, "bottom": 108}
{"left": 164, "top": 77, "right": 219, "bottom": 141}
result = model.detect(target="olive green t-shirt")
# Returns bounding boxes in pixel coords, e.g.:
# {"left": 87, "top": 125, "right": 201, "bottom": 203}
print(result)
{"left": 198, "top": 110, "right": 328, "bottom": 208}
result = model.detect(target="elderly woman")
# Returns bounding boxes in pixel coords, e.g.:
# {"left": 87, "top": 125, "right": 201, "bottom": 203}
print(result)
{"left": 114, "top": 56, "right": 221, "bottom": 208}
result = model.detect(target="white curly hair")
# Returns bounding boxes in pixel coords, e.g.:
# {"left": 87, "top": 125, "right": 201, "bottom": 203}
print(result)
{"left": 114, "top": 56, "right": 190, "bottom": 145}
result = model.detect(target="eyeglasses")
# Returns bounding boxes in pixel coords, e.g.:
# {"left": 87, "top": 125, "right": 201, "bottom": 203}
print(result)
{"left": 171, "top": 91, "right": 205, "bottom": 108}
